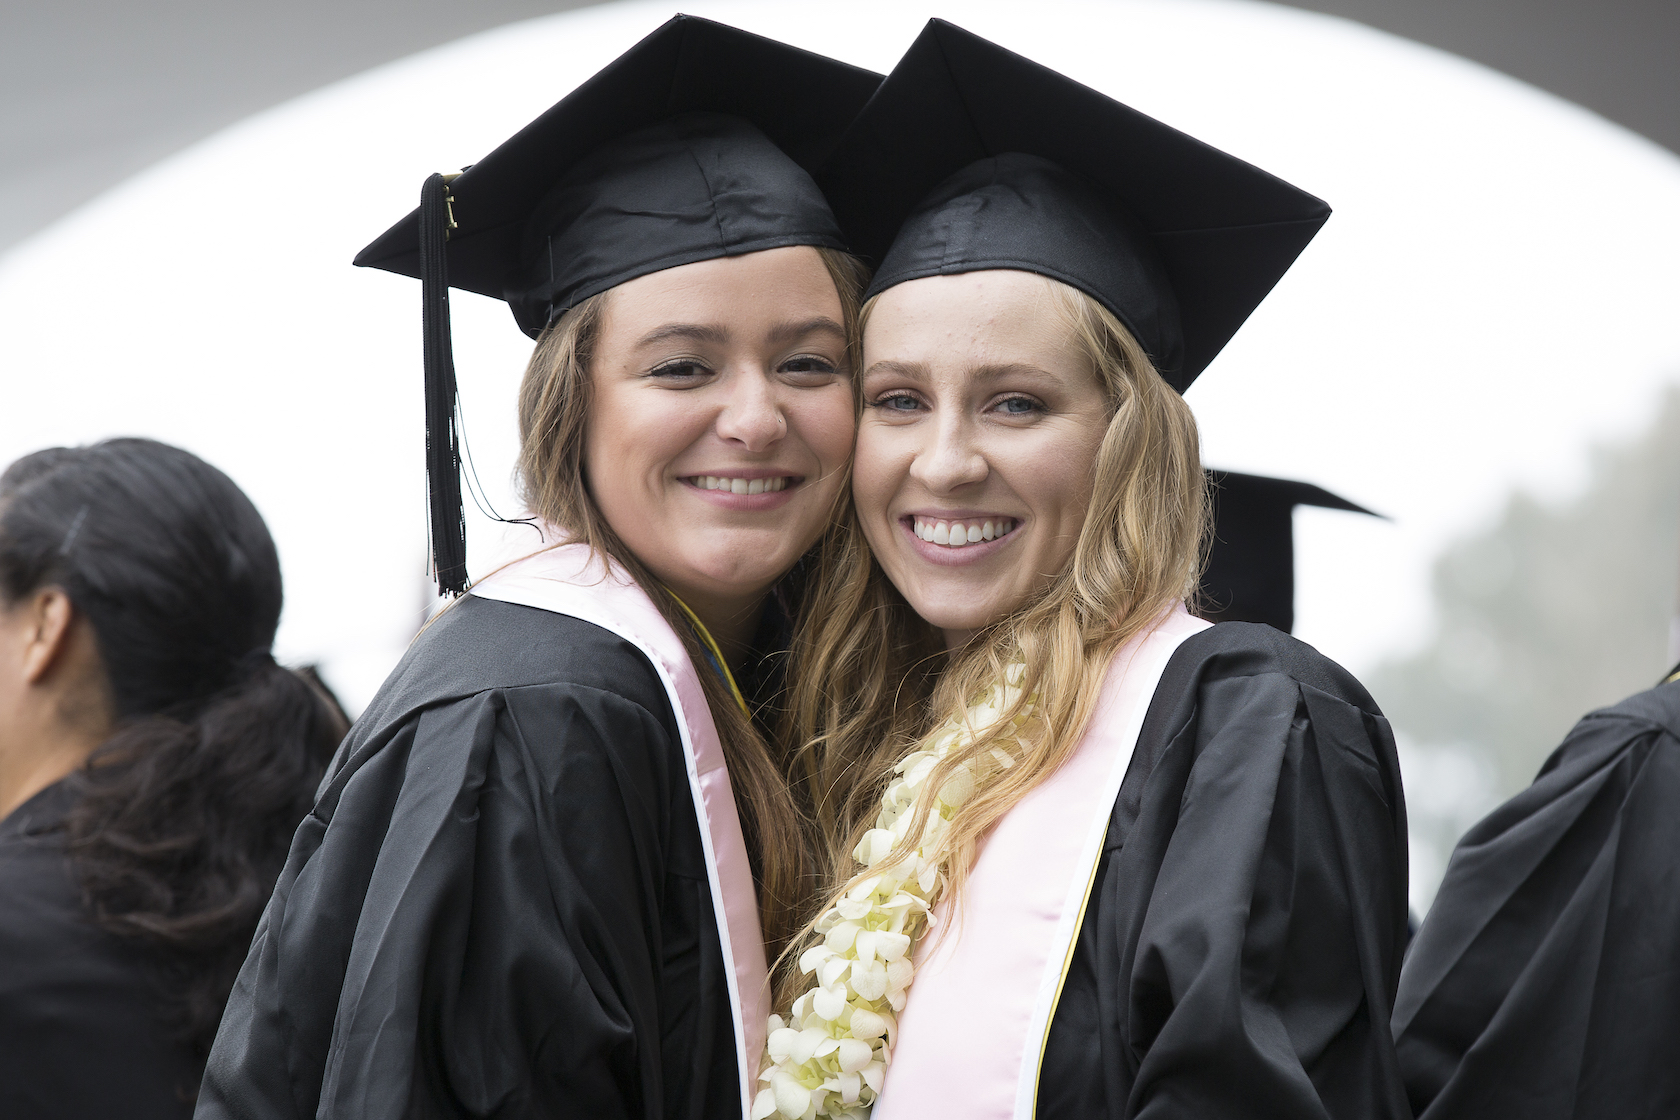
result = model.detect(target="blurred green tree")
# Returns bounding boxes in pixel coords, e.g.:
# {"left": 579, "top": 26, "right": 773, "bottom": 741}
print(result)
{"left": 1373, "top": 383, "right": 1680, "bottom": 799}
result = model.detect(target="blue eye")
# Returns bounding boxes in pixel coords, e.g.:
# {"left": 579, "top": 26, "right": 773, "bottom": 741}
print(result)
{"left": 874, "top": 393, "right": 921, "bottom": 411}
{"left": 997, "top": 396, "right": 1040, "bottom": 414}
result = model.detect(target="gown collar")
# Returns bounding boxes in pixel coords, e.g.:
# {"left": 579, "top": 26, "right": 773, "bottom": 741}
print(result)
{"left": 666, "top": 591, "right": 752, "bottom": 718}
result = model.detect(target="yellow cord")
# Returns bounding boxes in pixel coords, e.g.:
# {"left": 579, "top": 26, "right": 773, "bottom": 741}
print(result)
{"left": 667, "top": 592, "right": 752, "bottom": 718}
{"left": 1031, "top": 838, "right": 1106, "bottom": 1118}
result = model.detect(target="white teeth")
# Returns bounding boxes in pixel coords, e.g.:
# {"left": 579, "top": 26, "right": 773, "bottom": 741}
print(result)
{"left": 690, "top": 475, "right": 790, "bottom": 493}
{"left": 913, "top": 516, "right": 1015, "bottom": 547}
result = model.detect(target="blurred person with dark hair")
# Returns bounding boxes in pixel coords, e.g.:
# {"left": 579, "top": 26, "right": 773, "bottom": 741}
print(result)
{"left": 0, "top": 438, "right": 347, "bottom": 1119}
{"left": 1393, "top": 654, "right": 1680, "bottom": 1116}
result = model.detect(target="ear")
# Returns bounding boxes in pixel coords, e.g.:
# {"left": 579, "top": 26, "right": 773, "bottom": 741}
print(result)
{"left": 21, "top": 588, "right": 78, "bottom": 686}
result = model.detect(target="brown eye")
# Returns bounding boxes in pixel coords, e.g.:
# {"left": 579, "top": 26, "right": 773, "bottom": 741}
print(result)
{"left": 649, "top": 361, "right": 709, "bottom": 380}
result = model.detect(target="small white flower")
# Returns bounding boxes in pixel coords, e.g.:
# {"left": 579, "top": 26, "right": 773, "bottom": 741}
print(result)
{"left": 812, "top": 984, "right": 848, "bottom": 1021}
{"left": 767, "top": 1026, "right": 801, "bottom": 1064}
{"left": 772, "top": 1072, "right": 812, "bottom": 1119}
{"left": 855, "top": 828, "right": 897, "bottom": 867}
{"left": 800, "top": 944, "right": 835, "bottom": 974}
{"left": 792, "top": 1027, "right": 826, "bottom": 1065}
{"left": 836, "top": 1036, "right": 874, "bottom": 1074}
{"left": 938, "top": 764, "right": 977, "bottom": 808}
{"left": 834, "top": 896, "right": 873, "bottom": 921}
{"left": 824, "top": 921, "right": 860, "bottom": 953}
{"left": 874, "top": 931, "right": 912, "bottom": 962}
{"left": 817, "top": 955, "right": 851, "bottom": 990}
{"left": 850, "top": 958, "right": 889, "bottom": 1001}
{"left": 847, "top": 1007, "right": 888, "bottom": 1039}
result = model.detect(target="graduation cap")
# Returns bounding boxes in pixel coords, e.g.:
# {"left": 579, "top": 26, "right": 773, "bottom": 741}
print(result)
{"left": 1199, "top": 470, "right": 1379, "bottom": 634}
{"left": 819, "top": 19, "right": 1329, "bottom": 392}
{"left": 354, "top": 15, "right": 882, "bottom": 594}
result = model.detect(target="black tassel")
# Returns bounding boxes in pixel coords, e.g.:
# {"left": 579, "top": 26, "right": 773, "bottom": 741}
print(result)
{"left": 418, "top": 173, "right": 468, "bottom": 595}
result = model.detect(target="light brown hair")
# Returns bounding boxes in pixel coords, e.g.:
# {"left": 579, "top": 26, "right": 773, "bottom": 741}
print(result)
{"left": 515, "top": 246, "right": 869, "bottom": 969}
{"left": 777, "top": 276, "right": 1207, "bottom": 1001}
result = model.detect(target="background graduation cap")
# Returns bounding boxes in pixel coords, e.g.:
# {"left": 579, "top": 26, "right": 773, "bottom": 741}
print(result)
{"left": 1199, "top": 470, "right": 1381, "bottom": 634}
{"left": 819, "top": 19, "right": 1330, "bottom": 393}
{"left": 354, "top": 15, "right": 882, "bottom": 594}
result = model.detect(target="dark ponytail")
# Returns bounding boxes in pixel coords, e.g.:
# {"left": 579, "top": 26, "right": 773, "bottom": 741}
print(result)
{"left": 0, "top": 439, "right": 344, "bottom": 1056}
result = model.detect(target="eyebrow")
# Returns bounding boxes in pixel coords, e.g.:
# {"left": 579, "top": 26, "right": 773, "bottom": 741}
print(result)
{"left": 969, "top": 362, "right": 1062, "bottom": 384}
{"left": 862, "top": 359, "right": 930, "bottom": 381}
{"left": 766, "top": 316, "right": 846, "bottom": 345}
{"left": 635, "top": 322, "right": 731, "bottom": 348}
{"left": 634, "top": 317, "right": 847, "bottom": 351}
{"left": 861, "top": 360, "right": 1061, "bottom": 383}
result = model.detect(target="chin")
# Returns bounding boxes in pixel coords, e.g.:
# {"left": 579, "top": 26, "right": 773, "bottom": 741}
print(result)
{"left": 904, "top": 591, "right": 1008, "bottom": 635}
{"left": 678, "top": 545, "right": 794, "bottom": 598}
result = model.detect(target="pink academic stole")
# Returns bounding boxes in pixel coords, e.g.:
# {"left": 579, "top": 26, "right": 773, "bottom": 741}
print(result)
{"left": 872, "top": 604, "right": 1211, "bottom": 1120}
{"left": 469, "top": 534, "right": 768, "bottom": 1119}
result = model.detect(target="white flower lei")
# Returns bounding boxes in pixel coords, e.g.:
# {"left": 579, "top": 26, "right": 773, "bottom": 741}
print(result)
{"left": 753, "top": 665, "right": 1035, "bottom": 1120}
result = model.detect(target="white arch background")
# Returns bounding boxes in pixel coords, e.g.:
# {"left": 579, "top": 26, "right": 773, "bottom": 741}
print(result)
{"left": 4, "top": 0, "right": 1679, "bottom": 893}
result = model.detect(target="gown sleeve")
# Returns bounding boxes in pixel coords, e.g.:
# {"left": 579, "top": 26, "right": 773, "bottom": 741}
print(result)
{"left": 1390, "top": 680, "right": 1680, "bottom": 1120}
{"left": 197, "top": 673, "right": 737, "bottom": 1120}
{"left": 1041, "top": 623, "right": 1411, "bottom": 1120}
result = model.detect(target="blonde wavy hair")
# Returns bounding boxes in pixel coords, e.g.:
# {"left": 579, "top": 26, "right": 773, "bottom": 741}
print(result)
{"left": 777, "top": 276, "right": 1207, "bottom": 1003}
{"left": 516, "top": 245, "right": 870, "bottom": 964}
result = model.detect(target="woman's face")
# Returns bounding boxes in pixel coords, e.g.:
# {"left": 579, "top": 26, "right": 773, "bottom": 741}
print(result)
{"left": 585, "top": 245, "right": 854, "bottom": 623}
{"left": 854, "top": 271, "right": 1111, "bottom": 646}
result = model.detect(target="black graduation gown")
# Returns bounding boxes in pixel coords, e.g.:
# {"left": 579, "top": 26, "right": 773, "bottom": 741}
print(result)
{"left": 0, "top": 781, "right": 202, "bottom": 1120}
{"left": 1039, "top": 623, "right": 1412, "bottom": 1119}
{"left": 1391, "top": 676, "right": 1680, "bottom": 1120}
{"left": 197, "top": 595, "right": 740, "bottom": 1120}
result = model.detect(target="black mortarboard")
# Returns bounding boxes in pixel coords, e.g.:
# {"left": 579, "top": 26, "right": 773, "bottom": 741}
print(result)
{"left": 1200, "top": 470, "right": 1379, "bottom": 634}
{"left": 820, "top": 20, "right": 1330, "bottom": 392}
{"left": 353, "top": 15, "right": 882, "bottom": 594}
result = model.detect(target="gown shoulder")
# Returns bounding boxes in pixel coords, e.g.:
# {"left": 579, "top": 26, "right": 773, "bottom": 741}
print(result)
{"left": 0, "top": 782, "right": 201, "bottom": 1120}
{"left": 198, "top": 594, "right": 738, "bottom": 1120}
{"left": 1040, "top": 621, "right": 1411, "bottom": 1119}
{"left": 333, "top": 592, "right": 680, "bottom": 769}
{"left": 1392, "top": 677, "right": 1680, "bottom": 1120}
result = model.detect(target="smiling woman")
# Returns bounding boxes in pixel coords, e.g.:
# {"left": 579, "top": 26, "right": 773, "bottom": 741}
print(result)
{"left": 196, "top": 17, "right": 881, "bottom": 1120}
{"left": 856, "top": 270, "right": 1123, "bottom": 647}
{"left": 756, "top": 22, "right": 1409, "bottom": 1120}
{"left": 532, "top": 245, "right": 861, "bottom": 660}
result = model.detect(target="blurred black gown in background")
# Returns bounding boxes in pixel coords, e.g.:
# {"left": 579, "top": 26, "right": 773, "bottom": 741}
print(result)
{"left": 0, "top": 781, "right": 200, "bottom": 1120}
{"left": 1393, "top": 672, "right": 1680, "bottom": 1119}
